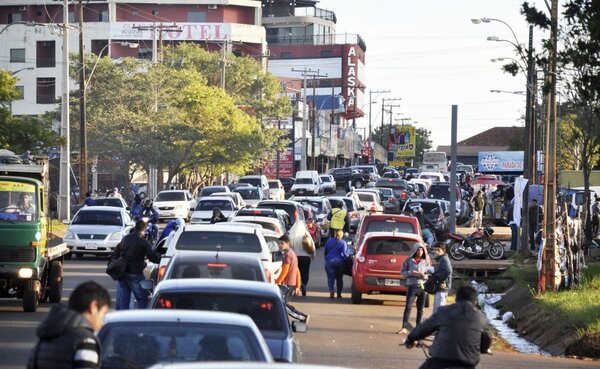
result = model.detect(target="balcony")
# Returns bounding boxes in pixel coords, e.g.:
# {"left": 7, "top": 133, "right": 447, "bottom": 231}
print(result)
{"left": 267, "top": 33, "right": 366, "bottom": 51}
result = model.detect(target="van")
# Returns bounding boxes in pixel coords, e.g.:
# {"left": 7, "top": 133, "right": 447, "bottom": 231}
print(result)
{"left": 291, "top": 170, "right": 322, "bottom": 196}
{"left": 238, "top": 175, "right": 270, "bottom": 199}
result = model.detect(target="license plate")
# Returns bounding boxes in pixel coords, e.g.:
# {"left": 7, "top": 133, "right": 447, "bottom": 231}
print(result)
{"left": 384, "top": 279, "right": 401, "bottom": 286}
{"left": 85, "top": 244, "right": 98, "bottom": 250}
{"left": 298, "top": 190, "right": 305, "bottom": 194}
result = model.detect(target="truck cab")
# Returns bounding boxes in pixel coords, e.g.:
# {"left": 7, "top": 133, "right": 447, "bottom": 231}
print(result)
{"left": 0, "top": 151, "right": 68, "bottom": 312}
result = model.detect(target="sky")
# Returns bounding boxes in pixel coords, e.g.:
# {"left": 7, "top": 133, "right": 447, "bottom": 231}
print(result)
{"left": 318, "top": 0, "right": 549, "bottom": 149}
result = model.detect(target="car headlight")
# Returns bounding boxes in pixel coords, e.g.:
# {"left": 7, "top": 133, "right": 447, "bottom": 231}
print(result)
{"left": 109, "top": 231, "right": 123, "bottom": 241}
{"left": 64, "top": 231, "right": 75, "bottom": 240}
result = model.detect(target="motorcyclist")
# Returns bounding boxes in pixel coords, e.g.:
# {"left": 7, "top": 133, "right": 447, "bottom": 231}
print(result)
{"left": 139, "top": 199, "right": 159, "bottom": 241}
{"left": 409, "top": 203, "right": 436, "bottom": 246}
{"left": 405, "top": 285, "right": 492, "bottom": 369}
{"left": 130, "top": 194, "right": 143, "bottom": 219}
{"left": 158, "top": 217, "right": 184, "bottom": 243}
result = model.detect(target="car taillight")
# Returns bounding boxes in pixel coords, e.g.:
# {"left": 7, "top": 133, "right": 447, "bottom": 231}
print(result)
{"left": 157, "top": 297, "right": 173, "bottom": 309}
{"left": 207, "top": 263, "right": 228, "bottom": 269}
{"left": 401, "top": 192, "right": 407, "bottom": 200}
{"left": 259, "top": 302, "right": 273, "bottom": 311}
{"left": 157, "top": 265, "right": 167, "bottom": 281}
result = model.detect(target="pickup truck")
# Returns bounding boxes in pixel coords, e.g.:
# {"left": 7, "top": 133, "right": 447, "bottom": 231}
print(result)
{"left": 0, "top": 151, "right": 68, "bottom": 312}
{"left": 328, "top": 167, "right": 372, "bottom": 190}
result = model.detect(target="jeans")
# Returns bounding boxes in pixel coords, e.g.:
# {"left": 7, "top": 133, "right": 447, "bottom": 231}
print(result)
{"left": 297, "top": 255, "right": 312, "bottom": 288}
{"left": 509, "top": 223, "right": 519, "bottom": 251}
{"left": 529, "top": 224, "right": 538, "bottom": 251}
{"left": 116, "top": 273, "right": 148, "bottom": 310}
{"left": 422, "top": 229, "right": 434, "bottom": 246}
{"left": 403, "top": 285, "right": 426, "bottom": 328}
{"left": 433, "top": 291, "right": 447, "bottom": 313}
{"left": 325, "top": 259, "right": 344, "bottom": 293}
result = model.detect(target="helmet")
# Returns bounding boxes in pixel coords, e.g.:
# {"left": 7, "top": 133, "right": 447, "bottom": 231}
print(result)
{"left": 144, "top": 199, "right": 153, "bottom": 208}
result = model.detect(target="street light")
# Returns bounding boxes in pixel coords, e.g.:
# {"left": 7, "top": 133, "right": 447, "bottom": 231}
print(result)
{"left": 85, "top": 42, "right": 139, "bottom": 88}
{"left": 10, "top": 67, "right": 34, "bottom": 76}
{"left": 490, "top": 89, "right": 526, "bottom": 95}
{"left": 0, "top": 21, "right": 45, "bottom": 36}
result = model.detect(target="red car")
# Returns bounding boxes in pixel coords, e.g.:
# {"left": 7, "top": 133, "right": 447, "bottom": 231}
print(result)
{"left": 301, "top": 205, "right": 322, "bottom": 247}
{"left": 351, "top": 232, "right": 431, "bottom": 304}
{"left": 354, "top": 213, "right": 421, "bottom": 249}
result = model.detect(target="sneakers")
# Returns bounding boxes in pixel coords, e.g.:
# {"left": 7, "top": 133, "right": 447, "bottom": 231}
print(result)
{"left": 301, "top": 284, "right": 306, "bottom": 296}
{"left": 304, "top": 314, "right": 311, "bottom": 325}
{"left": 396, "top": 328, "right": 409, "bottom": 335}
{"left": 329, "top": 291, "right": 335, "bottom": 299}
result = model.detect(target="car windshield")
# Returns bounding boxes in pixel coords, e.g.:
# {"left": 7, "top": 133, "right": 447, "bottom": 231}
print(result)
{"left": 340, "top": 198, "right": 356, "bottom": 211}
{"left": 428, "top": 186, "right": 451, "bottom": 201}
{"left": 410, "top": 202, "right": 441, "bottom": 215}
{"left": 154, "top": 293, "right": 284, "bottom": 332}
{"left": 72, "top": 210, "right": 123, "bottom": 226}
{"left": 239, "top": 178, "right": 261, "bottom": 186}
{"left": 357, "top": 193, "right": 376, "bottom": 202}
{"left": 200, "top": 188, "right": 225, "bottom": 197}
{"left": 320, "top": 176, "right": 331, "bottom": 183}
{"left": 366, "top": 238, "right": 417, "bottom": 256}
{"left": 98, "top": 322, "right": 266, "bottom": 368}
{"left": 169, "top": 261, "right": 264, "bottom": 281}
{"left": 176, "top": 231, "right": 262, "bottom": 252}
{"left": 295, "top": 178, "right": 313, "bottom": 184}
{"left": 196, "top": 200, "right": 233, "bottom": 211}
{"left": 268, "top": 182, "right": 279, "bottom": 189}
{"left": 155, "top": 192, "right": 186, "bottom": 202}
{"left": 366, "top": 220, "right": 416, "bottom": 234}
{"left": 0, "top": 181, "right": 37, "bottom": 222}
{"left": 296, "top": 200, "right": 323, "bottom": 212}
{"left": 235, "top": 188, "right": 260, "bottom": 200}
{"left": 94, "top": 198, "right": 123, "bottom": 207}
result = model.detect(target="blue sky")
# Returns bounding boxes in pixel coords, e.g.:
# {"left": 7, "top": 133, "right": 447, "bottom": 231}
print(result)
{"left": 318, "top": 0, "right": 549, "bottom": 148}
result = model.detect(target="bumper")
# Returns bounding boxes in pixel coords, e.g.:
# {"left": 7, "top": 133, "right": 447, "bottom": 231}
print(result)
{"left": 352, "top": 272, "right": 407, "bottom": 294}
{"left": 158, "top": 209, "right": 188, "bottom": 220}
{"left": 66, "top": 240, "right": 119, "bottom": 255}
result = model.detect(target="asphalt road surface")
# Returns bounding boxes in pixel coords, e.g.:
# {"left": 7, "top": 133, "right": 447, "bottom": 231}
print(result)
{"left": 1, "top": 251, "right": 599, "bottom": 369}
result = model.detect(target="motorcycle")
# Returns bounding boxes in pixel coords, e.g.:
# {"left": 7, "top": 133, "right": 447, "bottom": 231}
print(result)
{"left": 141, "top": 216, "right": 158, "bottom": 244}
{"left": 445, "top": 226, "right": 505, "bottom": 261}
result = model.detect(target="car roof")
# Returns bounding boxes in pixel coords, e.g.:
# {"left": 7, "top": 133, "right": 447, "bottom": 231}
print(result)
{"left": 154, "top": 278, "right": 282, "bottom": 298}
{"left": 181, "top": 224, "right": 257, "bottom": 234}
{"left": 103, "top": 309, "right": 256, "bottom": 326}
{"left": 290, "top": 196, "right": 327, "bottom": 201}
{"left": 157, "top": 190, "right": 189, "bottom": 193}
{"left": 231, "top": 216, "right": 281, "bottom": 224}
{"left": 172, "top": 250, "right": 264, "bottom": 265}
{"left": 76, "top": 206, "right": 124, "bottom": 212}
{"left": 198, "top": 196, "right": 235, "bottom": 202}
{"left": 363, "top": 231, "right": 422, "bottom": 241}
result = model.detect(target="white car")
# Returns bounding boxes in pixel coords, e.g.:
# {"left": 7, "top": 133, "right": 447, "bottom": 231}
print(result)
{"left": 63, "top": 206, "right": 134, "bottom": 257}
{"left": 234, "top": 186, "right": 266, "bottom": 207}
{"left": 319, "top": 174, "right": 336, "bottom": 194}
{"left": 190, "top": 197, "right": 236, "bottom": 224}
{"left": 350, "top": 191, "right": 383, "bottom": 213}
{"left": 268, "top": 180, "right": 285, "bottom": 200}
{"left": 154, "top": 190, "right": 196, "bottom": 221}
{"left": 210, "top": 191, "right": 246, "bottom": 209}
{"left": 229, "top": 215, "right": 287, "bottom": 236}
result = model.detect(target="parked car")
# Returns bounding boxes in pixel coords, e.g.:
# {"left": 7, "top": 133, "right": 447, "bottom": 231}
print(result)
{"left": 328, "top": 167, "right": 371, "bottom": 189}
{"left": 230, "top": 209, "right": 288, "bottom": 236}
{"left": 350, "top": 165, "right": 381, "bottom": 181}
{"left": 268, "top": 180, "right": 286, "bottom": 200}
{"left": 376, "top": 187, "right": 400, "bottom": 213}
{"left": 291, "top": 170, "right": 322, "bottom": 196}
{"left": 234, "top": 186, "right": 266, "bottom": 207}
{"left": 210, "top": 191, "right": 246, "bottom": 209}
{"left": 154, "top": 190, "right": 197, "bottom": 221}
{"left": 198, "top": 186, "right": 230, "bottom": 198}
{"left": 190, "top": 197, "right": 236, "bottom": 224}
{"left": 163, "top": 251, "right": 269, "bottom": 282}
{"left": 150, "top": 279, "right": 306, "bottom": 362}
{"left": 278, "top": 177, "right": 295, "bottom": 197}
{"left": 328, "top": 196, "right": 362, "bottom": 232}
{"left": 319, "top": 174, "right": 336, "bottom": 194}
{"left": 288, "top": 196, "right": 332, "bottom": 223}
{"left": 374, "top": 178, "right": 410, "bottom": 206}
{"left": 354, "top": 213, "right": 421, "bottom": 249}
{"left": 418, "top": 172, "right": 446, "bottom": 183}
{"left": 63, "top": 206, "right": 134, "bottom": 257}
{"left": 238, "top": 175, "right": 270, "bottom": 199}
{"left": 351, "top": 232, "right": 431, "bottom": 304}
{"left": 97, "top": 310, "right": 273, "bottom": 368}
{"left": 256, "top": 200, "right": 311, "bottom": 253}
{"left": 227, "top": 182, "right": 251, "bottom": 191}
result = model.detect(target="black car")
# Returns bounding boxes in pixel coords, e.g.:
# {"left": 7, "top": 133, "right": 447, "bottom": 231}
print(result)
{"left": 328, "top": 167, "right": 371, "bottom": 189}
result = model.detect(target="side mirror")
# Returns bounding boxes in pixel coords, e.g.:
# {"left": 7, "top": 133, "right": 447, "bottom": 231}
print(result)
{"left": 272, "top": 250, "right": 284, "bottom": 262}
{"left": 126, "top": 206, "right": 130, "bottom": 211}
{"left": 292, "top": 320, "right": 308, "bottom": 333}
{"left": 140, "top": 279, "right": 155, "bottom": 290}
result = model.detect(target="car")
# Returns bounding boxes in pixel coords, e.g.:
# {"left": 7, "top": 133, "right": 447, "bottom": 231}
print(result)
{"left": 268, "top": 180, "right": 286, "bottom": 200}
{"left": 301, "top": 204, "right": 322, "bottom": 247}
{"left": 278, "top": 177, "right": 295, "bottom": 197}
{"left": 234, "top": 186, "right": 266, "bottom": 207}
{"left": 229, "top": 210, "right": 288, "bottom": 236}
{"left": 63, "top": 206, "right": 134, "bottom": 257}
{"left": 349, "top": 165, "right": 380, "bottom": 181}
{"left": 350, "top": 190, "right": 383, "bottom": 213}
{"left": 210, "top": 191, "right": 246, "bottom": 209}
{"left": 382, "top": 171, "right": 401, "bottom": 178}
{"left": 147, "top": 363, "right": 354, "bottom": 369}
{"left": 374, "top": 178, "right": 410, "bottom": 207}
{"left": 227, "top": 182, "right": 251, "bottom": 191}
{"left": 238, "top": 175, "right": 270, "bottom": 199}
{"left": 198, "top": 186, "right": 230, "bottom": 198}
{"left": 328, "top": 167, "right": 371, "bottom": 190}
{"left": 150, "top": 279, "right": 306, "bottom": 363}
{"left": 97, "top": 309, "right": 274, "bottom": 368}
{"left": 289, "top": 196, "right": 333, "bottom": 239}
{"left": 256, "top": 200, "right": 311, "bottom": 253}
{"left": 403, "top": 168, "right": 420, "bottom": 179}
{"left": 190, "top": 197, "right": 236, "bottom": 224}
{"left": 319, "top": 174, "right": 336, "bottom": 194}
{"left": 91, "top": 196, "right": 130, "bottom": 209}
{"left": 457, "top": 164, "right": 474, "bottom": 175}
{"left": 402, "top": 198, "right": 450, "bottom": 237}
{"left": 418, "top": 171, "right": 446, "bottom": 183}
{"left": 409, "top": 179, "right": 430, "bottom": 197}
{"left": 354, "top": 213, "right": 421, "bottom": 249}
{"left": 163, "top": 251, "right": 269, "bottom": 282}
{"left": 376, "top": 187, "right": 400, "bottom": 213}
{"left": 426, "top": 182, "right": 469, "bottom": 223}
{"left": 154, "top": 190, "right": 197, "bottom": 221}
{"left": 291, "top": 170, "right": 322, "bottom": 196}
{"left": 327, "top": 196, "right": 362, "bottom": 232}
{"left": 351, "top": 232, "right": 431, "bottom": 304}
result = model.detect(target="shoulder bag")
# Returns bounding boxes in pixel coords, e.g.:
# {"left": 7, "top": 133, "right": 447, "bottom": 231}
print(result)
{"left": 106, "top": 242, "right": 127, "bottom": 281}
{"left": 423, "top": 274, "right": 440, "bottom": 294}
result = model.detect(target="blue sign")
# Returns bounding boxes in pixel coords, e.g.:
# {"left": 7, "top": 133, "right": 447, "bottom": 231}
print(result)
{"left": 478, "top": 151, "right": 524, "bottom": 172}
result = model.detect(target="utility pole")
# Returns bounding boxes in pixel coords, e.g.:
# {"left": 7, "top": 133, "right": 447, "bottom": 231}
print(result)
{"left": 309, "top": 70, "right": 327, "bottom": 170}
{"left": 381, "top": 98, "right": 401, "bottom": 150}
{"left": 291, "top": 67, "right": 320, "bottom": 171}
{"left": 78, "top": 0, "right": 87, "bottom": 202}
{"left": 58, "top": 0, "right": 70, "bottom": 221}
{"left": 369, "top": 89, "right": 389, "bottom": 156}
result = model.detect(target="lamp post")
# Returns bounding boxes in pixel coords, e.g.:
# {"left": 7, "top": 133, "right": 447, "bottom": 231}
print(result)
{"left": 490, "top": 89, "right": 526, "bottom": 95}
{"left": 10, "top": 67, "right": 34, "bottom": 76}
{"left": 0, "top": 21, "right": 45, "bottom": 36}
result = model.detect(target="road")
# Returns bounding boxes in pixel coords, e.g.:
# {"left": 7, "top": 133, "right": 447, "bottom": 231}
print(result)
{"left": 1, "top": 253, "right": 599, "bottom": 369}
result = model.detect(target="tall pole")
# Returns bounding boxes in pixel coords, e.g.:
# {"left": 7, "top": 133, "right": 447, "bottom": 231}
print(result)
{"left": 380, "top": 98, "right": 385, "bottom": 148}
{"left": 78, "top": 0, "right": 87, "bottom": 202}
{"left": 291, "top": 68, "right": 319, "bottom": 171}
{"left": 58, "top": 0, "right": 71, "bottom": 221}
{"left": 527, "top": 25, "right": 536, "bottom": 183}
{"left": 520, "top": 25, "right": 534, "bottom": 257}
{"left": 449, "top": 105, "right": 458, "bottom": 233}
{"left": 308, "top": 70, "right": 327, "bottom": 170}
{"left": 369, "top": 89, "right": 390, "bottom": 163}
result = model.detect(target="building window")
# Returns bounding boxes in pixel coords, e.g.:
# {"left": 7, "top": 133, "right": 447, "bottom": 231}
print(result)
{"left": 99, "top": 10, "right": 109, "bottom": 22}
{"left": 188, "top": 11, "right": 206, "bottom": 22}
{"left": 15, "top": 86, "right": 24, "bottom": 100}
{"left": 36, "top": 78, "right": 55, "bottom": 104}
{"left": 8, "top": 13, "right": 22, "bottom": 23}
{"left": 280, "top": 52, "right": 292, "bottom": 59}
{"left": 320, "top": 50, "right": 332, "bottom": 57}
{"left": 10, "top": 49, "right": 26, "bottom": 63}
{"left": 152, "top": 10, "right": 159, "bottom": 15}
{"left": 36, "top": 41, "right": 56, "bottom": 68}
{"left": 68, "top": 11, "right": 75, "bottom": 23}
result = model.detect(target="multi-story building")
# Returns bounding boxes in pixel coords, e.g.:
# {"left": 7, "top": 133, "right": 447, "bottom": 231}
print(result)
{"left": 0, "top": 0, "right": 266, "bottom": 116}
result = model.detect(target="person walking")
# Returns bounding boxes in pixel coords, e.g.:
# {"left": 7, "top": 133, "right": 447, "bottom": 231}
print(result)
{"left": 295, "top": 231, "right": 316, "bottom": 297}
{"left": 591, "top": 197, "right": 600, "bottom": 238}
{"left": 27, "top": 281, "right": 111, "bottom": 369}
{"left": 84, "top": 192, "right": 96, "bottom": 207}
{"left": 113, "top": 220, "right": 161, "bottom": 310}
{"left": 326, "top": 198, "right": 350, "bottom": 239}
{"left": 398, "top": 243, "right": 428, "bottom": 334}
{"left": 276, "top": 235, "right": 310, "bottom": 324}
{"left": 323, "top": 229, "right": 349, "bottom": 299}
{"left": 431, "top": 242, "right": 452, "bottom": 313}
{"left": 405, "top": 286, "right": 492, "bottom": 369}
{"left": 506, "top": 200, "right": 518, "bottom": 251}
{"left": 470, "top": 190, "right": 485, "bottom": 228}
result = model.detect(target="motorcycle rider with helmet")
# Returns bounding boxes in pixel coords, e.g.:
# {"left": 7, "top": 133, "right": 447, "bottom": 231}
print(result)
{"left": 138, "top": 199, "right": 159, "bottom": 242}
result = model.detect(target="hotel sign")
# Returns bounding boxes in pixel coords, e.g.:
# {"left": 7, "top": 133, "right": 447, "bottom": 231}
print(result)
{"left": 110, "top": 22, "right": 231, "bottom": 41}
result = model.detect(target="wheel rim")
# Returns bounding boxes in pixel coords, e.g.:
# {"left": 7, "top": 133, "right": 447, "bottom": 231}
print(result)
{"left": 450, "top": 243, "right": 464, "bottom": 259}
{"left": 489, "top": 243, "right": 504, "bottom": 259}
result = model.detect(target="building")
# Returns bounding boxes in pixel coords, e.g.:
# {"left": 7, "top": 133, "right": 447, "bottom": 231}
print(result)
{"left": 0, "top": 0, "right": 266, "bottom": 116}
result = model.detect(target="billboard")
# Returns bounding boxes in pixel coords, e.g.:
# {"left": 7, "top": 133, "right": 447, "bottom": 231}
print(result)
{"left": 478, "top": 151, "right": 524, "bottom": 172}
{"left": 388, "top": 125, "right": 416, "bottom": 158}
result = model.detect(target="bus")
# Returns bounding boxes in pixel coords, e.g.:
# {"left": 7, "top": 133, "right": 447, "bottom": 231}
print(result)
{"left": 422, "top": 151, "right": 447, "bottom": 173}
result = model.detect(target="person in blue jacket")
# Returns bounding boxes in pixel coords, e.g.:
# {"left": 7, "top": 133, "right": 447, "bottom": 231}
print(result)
{"left": 323, "top": 229, "right": 349, "bottom": 299}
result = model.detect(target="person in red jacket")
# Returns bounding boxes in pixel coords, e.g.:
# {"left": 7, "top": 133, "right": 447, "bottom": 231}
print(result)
{"left": 276, "top": 235, "right": 310, "bottom": 324}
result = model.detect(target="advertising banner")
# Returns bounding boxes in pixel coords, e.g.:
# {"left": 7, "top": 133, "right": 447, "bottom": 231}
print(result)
{"left": 478, "top": 151, "right": 524, "bottom": 172}
{"left": 388, "top": 125, "right": 416, "bottom": 158}
{"left": 110, "top": 22, "right": 231, "bottom": 41}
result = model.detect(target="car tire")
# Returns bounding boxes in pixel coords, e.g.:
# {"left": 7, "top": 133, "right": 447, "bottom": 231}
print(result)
{"left": 48, "top": 261, "right": 63, "bottom": 304}
{"left": 351, "top": 283, "right": 362, "bottom": 304}
{"left": 23, "top": 279, "right": 40, "bottom": 312}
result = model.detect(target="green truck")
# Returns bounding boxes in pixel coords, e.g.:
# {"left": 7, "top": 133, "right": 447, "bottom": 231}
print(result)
{"left": 0, "top": 153, "right": 68, "bottom": 312}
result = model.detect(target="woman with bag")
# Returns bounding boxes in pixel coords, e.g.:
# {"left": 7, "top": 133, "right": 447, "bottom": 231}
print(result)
{"left": 323, "top": 229, "right": 349, "bottom": 299}
{"left": 398, "top": 243, "right": 428, "bottom": 334}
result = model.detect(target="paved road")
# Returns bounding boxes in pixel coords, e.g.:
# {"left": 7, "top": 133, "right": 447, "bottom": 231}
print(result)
{"left": 1, "top": 253, "right": 599, "bottom": 369}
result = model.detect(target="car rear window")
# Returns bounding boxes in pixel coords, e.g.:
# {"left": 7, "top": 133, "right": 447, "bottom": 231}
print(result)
{"left": 176, "top": 231, "right": 262, "bottom": 252}
{"left": 72, "top": 210, "right": 123, "bottom": 226}
{"left": 98, "top": 322, "right": 266, "bottom": 365}
{"left": 93, "top": 199, "right": 123, "bottom": 207}
{"left": 236, "top": 209, "right": 276, "bottom": 218}
{"left": 239, "top": 178, "right": 261, "bottom": 186}
{"left": 428, "top": 186, "right": 451, "bottom": 201}
{"left": 155, "top": 192, "right": 186, "bottom": 201}
{"left": 154, "top": 293, "right": 284, "bottom": 332}
{"left": 168, "top": 261, "right": 264, "bottom": 281}
{"left": 257, "top": 203, "right": 301, "bottom": 222}
{"left": 235, "top": 220, "right": 280, "bottom": 233}
{"left": 295, "top": 178, "right": 314, "bottom": 184}
{"left": 340, "top": 198, "right": 356, "bottom": 211}
{"left": 366, "top": 238, "right": 417, "bottom": 255}
{"left": 268, "top": 181, "right": 280, "bottom": 189}
{"left": 320, "top": 176, "right": 331, "bottom": 183}
{"left": 296, "top": 200, "right": 323, "bottom": 212}
{"left": 365, "top": 220, "right": 416, "bottom": 234}
{"left": 235, "top": 188, "right": 261, "bottom": 200}
{"left": 357, "top": 193, "right": 376, "bottom": 202}
{"left": 375, "top": 179, "right": 407, "bottom": 188}
{"left": 196, "top": 200, "right": 233, "bottom": 211}
{"left": 200, "top": 188, "right": 226, "bottom": 197}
